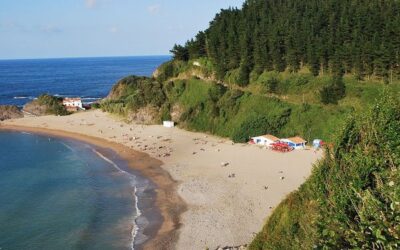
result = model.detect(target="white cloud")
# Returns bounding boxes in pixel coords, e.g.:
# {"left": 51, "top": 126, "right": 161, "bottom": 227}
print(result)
{"left": 85, "top": 0, "right": 97, "bottom": 9}
{"left": 147, "top": 4, "right": 161, "bottom": 14}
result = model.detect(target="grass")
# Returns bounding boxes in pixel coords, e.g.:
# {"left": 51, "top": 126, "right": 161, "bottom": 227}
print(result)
{"left": 104, "top": 61, "right": 400, "bottom": 145}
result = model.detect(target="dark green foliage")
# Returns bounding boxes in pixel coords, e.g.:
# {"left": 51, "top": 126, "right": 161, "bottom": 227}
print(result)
{"left": 250, "top": 92, "right": 400, "bottom": 249}
{"left": 37, "top": 94, "right": 69, "bottom": 116}
{"left": 237, "top": 60, "right": 251, "bottom": 86}
{"left": 173, "top": 0, "right": 400, "bottom": 82}
{"left": 170, "top": 44, "right": 189, "bottom": 61}
{"left": 156, "top": 60, "right": 188, "bottom": 82}
{"left": 160, "top": 104, "right": 171, "bottom": 121}
{"left": 157, "top": 62, "right": 174, "bottom": 82}
{"left": 266, "top": 77, "right": 279, "bottom": 93}
{"left": 91, "top": 103, "right": 101, "bottom": 109}
{"left": 186, "top": 32, "right": 207, "bottom": 60}
{"left": 232, "top": 116, "right": 272, "bottom": 143}
{"left": 320, "top": 77, "right": 346, "bottom": 104}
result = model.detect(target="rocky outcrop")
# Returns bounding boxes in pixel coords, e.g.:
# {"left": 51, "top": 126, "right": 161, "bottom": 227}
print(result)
{"left": 127, "top": 106, "right": 160, "bottom": 125}
{"left": 170, "top": 103, "right": 184, "bottom": 122}
{"left": 152, "top": 68, "right": 160, "bottom": 78}
{"left": 0, "top": 105, "right": 23, "bottom": 121}
{"left": 23, "top": 101, "right": 48, "bottom": 116}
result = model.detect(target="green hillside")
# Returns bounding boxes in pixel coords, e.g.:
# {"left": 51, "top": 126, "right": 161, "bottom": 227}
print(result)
{"left": 101, "top": 0, "right": 400, "bottom": 247}
{"left": 250, "top": 93, "right": 400, "bottom": 249}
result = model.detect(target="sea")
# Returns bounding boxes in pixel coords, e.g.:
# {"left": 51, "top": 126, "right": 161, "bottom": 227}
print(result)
{"left": 0, "top": 56, "right": 170, "bottom": 106}
{"left": 0, "top": 56, "right": 170, "bottom": 250}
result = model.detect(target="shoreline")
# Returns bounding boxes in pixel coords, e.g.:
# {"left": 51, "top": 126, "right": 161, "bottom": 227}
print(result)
{"left": 1, "top": 110, "right": 323, "bottom": 249}
{"left": 0, "top": 125, "right": 186, "bottom": 250}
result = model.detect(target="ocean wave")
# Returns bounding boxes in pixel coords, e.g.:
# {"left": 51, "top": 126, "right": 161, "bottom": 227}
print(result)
{"left": 82, "top": 97, "right": 101, "bottom": 100}
{"left": 132, "top": 187, "right": 142, "bottom": 250}
{"left": 13, "top": 96, "right": 34, "bottom": 99}
{"left": 92, "top": 149, "right": 127, "bottom": 174}
{"left": 60, "top": 142, "right": 75, "bottom": 152}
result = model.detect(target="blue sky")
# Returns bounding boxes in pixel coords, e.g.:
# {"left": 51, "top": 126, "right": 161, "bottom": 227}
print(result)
{"left": 0, "top": 0, "right": 245, "bottom": 59}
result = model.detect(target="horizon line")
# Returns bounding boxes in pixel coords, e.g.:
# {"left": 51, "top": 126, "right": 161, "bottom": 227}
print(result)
{"left": 0, "top": 54, "right": 171, "bottom": 61}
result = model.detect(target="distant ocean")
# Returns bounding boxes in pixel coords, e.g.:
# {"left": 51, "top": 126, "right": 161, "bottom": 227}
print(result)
{"left": 0, "top": 56, "right": 169, "bottom": 249}
{"left": 0, "top": 56, "right": 170, "bottom": 106}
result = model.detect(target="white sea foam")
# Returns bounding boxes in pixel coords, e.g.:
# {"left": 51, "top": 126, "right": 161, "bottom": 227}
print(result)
{"left": 92, "top": 148, "right": 141, "bottom": 250}
{"left": 60, "top": 142, "right": 75, "bottom": 152}
{"left": 13, "top": 96, "right": 34, "bottom": 99}
{"left": 82, "top": 97, "right": 101, "bottom": 100}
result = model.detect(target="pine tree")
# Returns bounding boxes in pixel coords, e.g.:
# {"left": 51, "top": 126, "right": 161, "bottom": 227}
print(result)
{"left": 170, "top": 44, "right": 189, "bottom": 61}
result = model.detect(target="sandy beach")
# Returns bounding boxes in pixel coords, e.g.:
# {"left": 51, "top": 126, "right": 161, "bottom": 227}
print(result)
{"left": 1, "top": 110, "right": 322, "bottom": 249}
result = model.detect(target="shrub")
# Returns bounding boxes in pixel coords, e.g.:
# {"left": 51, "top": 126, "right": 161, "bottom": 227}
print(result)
{"left": 37, "top": 94, "right": 69, "bottom": 116}
{"left": 231, "top": 115, "right": 272, "bottom": 143}
{"left": 91, "top": 103, "right": 101, "bottom": 109}
{"left": 320, "top": 76, "right": 346, "bottom": 104}
{"left": 266, "top": 77, "right": 279, "bottom": 93}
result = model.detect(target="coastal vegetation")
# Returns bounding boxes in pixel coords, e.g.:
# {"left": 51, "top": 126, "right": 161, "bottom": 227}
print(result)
{"left": 250, "top": 93, "right": 400, "bottom": 249}
{"left": 23, "top": 94, "right": 69, "bottom": 116}
{"left": 102, "top": 68, "right": 398, "bottom": 144}
{"left": 101, "top": 0, "right": 400, "bottom": 247}
{"left": 0, "top": 105, "right": 23, "bottom": 121}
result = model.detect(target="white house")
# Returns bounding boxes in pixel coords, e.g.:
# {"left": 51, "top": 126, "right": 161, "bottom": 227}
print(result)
{"left": 251, "top": 134, "right": 280, "bottom": 146}
{"left": 63, "top": 98, "right": 83, "bottom": 110}
{"left": 280, "top": 136, "right": 307, "bottom": 149}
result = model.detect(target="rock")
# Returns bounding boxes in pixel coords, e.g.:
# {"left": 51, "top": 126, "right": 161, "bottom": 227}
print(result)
{"left": 171, "top": 103, "right": 184, "bottom": 122}
{"left": 280, "top": 176, "right": 285, "bottom": 180}
{"left": 127, "top": 106, "right": 159, "bottom": 125}
{"left": 22, "top": 101, "right": 48, "bottom": 116}
{"left": 221, "top": 162, "right": 229, "bottom": 167}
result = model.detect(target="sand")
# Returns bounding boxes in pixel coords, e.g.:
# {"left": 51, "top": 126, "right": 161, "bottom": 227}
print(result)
{"left": 1, "top": 110, "right": 323, "bottom": 250}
